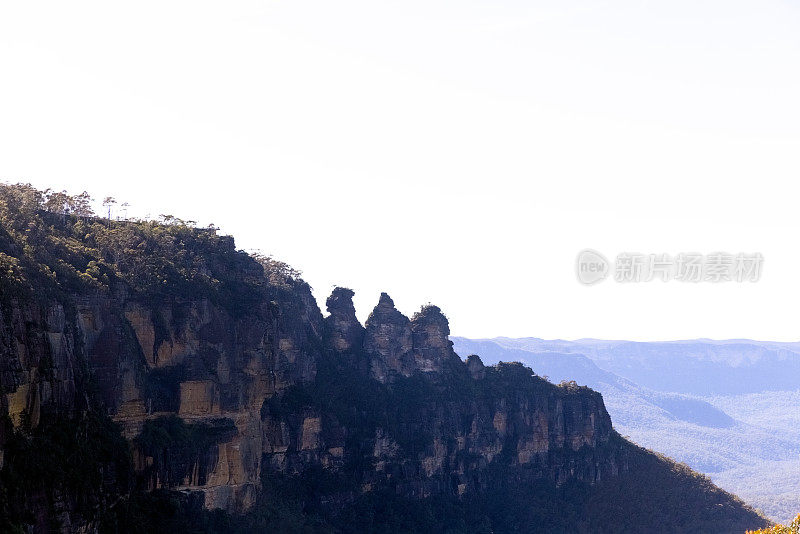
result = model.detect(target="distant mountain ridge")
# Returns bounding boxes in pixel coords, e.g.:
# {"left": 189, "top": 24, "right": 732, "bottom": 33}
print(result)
{"left": 470, "top": 337, "right": 800, "bottom": 395}
{"left": 451, "top": 339, "right": 736, "bottom": 429}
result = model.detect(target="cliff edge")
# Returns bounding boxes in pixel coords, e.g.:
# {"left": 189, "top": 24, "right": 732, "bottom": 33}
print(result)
{"left": 0, "top": 184, "right": 768, "bottom": 533}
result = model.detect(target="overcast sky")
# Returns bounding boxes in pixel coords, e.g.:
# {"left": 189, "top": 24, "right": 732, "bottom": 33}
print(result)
{"left": 2, "top": 1, "right": 799, "bottom": 340}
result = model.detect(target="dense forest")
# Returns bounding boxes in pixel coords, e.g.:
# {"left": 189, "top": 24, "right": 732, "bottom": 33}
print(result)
{"left": 0, "top": 183, "right": 298, "bottom": 309}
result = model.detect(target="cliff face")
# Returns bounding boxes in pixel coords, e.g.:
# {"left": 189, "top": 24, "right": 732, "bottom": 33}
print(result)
{"left": 0, "top": 189, "right": 768, "bottom": 533}
{"left": 0, "top": 284, "right": 614, "bottom": 516}
{"left": 0, "top": 278, "right": 322, "bottom": 516}
{"left": 263, "top": 290, "right": 617, "bottom": 500}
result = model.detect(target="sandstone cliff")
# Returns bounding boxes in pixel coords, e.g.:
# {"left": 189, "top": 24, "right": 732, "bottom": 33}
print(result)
{"left": 0, "top": 185, "right": 769, "bottom": 533}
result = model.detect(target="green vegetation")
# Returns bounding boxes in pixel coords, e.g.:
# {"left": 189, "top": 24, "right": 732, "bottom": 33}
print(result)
{"left": 0, "top": 183, "right": 299, "bottom": 314}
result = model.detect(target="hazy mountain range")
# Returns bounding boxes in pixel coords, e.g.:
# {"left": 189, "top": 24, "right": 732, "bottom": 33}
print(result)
{"left": 452, "top": 337, "right": 800, "bottom": 523}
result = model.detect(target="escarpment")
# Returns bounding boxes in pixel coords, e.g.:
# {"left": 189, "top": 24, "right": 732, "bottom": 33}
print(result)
{"left": 0, "top": 274, "right": 617, "bottom": 524}
{"left": 0, "top": 268, "right": 323, "bottom": 516}
{"left": 0, "top": 187, "right": 768, "bottom": 533}
{"left": 264, "top": 289, "right": 616, "bottom": 495}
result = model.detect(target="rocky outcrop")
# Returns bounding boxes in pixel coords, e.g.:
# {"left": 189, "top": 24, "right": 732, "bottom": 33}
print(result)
{"left": 410, "top": 304, "right": 460, "bottom": 373}
{"left": 324, "top": 287, "right": 364, "bottom": 354}
{"left": 363, "top": 293, "right": 415, "bottom": 381}
{"left": 363, "top": 296, "right": 464, "bottom": 382}
{"left": 466, "top": 354, "right": 486, "bottom": 380}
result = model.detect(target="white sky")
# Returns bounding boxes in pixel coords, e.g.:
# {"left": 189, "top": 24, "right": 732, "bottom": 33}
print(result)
{"left": 1, "top": 1, "right": 800, "bottom": 340}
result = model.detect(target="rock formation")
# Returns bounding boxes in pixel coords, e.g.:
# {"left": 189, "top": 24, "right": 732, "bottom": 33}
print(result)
{"left": 466, "top": 354, "right": 486, "bottom": 380}
{"left": 410, "top": 304, "right": 461, "bottom": 373}
{"left": 0, "top": 191, "right": 769, "bottom": 533}
{"left": 324, "top": 287, "right": 364, "bottom": 354}
{"left": 363, "top": 292, "right": 415, "bottom": 381}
